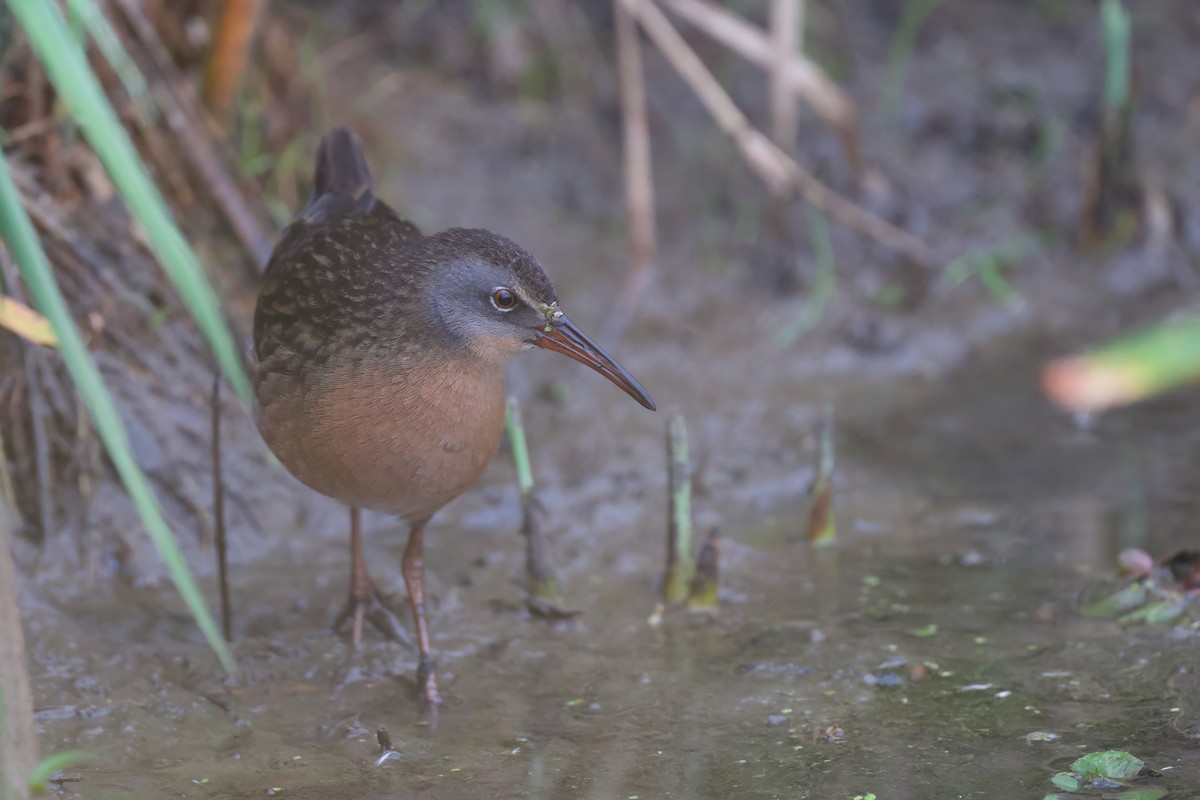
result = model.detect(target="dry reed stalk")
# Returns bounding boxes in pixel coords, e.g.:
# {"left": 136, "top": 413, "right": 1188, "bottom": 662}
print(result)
{"left": 620, "top": 0, "right": 930, "bottom": 266}
{"left": 659, "top": 0, "right": 862, "bottom": 183}
{"left": 203, "top": 0, "right": 267, "bottom": 116}
{"left": 769, "top": 0, "right": 802, "bottom": 150}
{"left": 609, "top": 0, "right": 659, "bottom": 337}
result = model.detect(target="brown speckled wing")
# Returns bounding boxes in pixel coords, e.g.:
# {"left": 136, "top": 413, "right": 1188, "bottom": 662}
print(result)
{"left": 253, "top": 209, "right": 425, "bottom": 384}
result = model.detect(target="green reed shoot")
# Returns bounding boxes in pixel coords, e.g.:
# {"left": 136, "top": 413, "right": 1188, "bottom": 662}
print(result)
{"left": 664, "top": 411, "right": 694, "bottom": 603}
{"left": 506, "top": 397, "right": 567, "bottom": 614}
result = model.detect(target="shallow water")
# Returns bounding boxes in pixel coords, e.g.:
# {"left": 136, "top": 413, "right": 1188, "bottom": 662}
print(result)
{"left": 26, "top": 350, "right": 1200, "bottom": 799}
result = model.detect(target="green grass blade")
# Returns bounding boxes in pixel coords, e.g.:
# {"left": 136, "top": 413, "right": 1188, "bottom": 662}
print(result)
{"left": 6, "top": 0, "right": 253, "bottom": 408}
{"left": 776, "top": 202, "right": 838, "bottom": 344}
{"left": 881, "top": 0, "right": 943, "bottom": 121}
{"left": 0, "top": 150, "right": 236, "bottom": 675}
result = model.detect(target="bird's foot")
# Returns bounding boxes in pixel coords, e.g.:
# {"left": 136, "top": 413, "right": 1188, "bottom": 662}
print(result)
{"left": 332, "top": 586, "right": 414, "bottom": 649}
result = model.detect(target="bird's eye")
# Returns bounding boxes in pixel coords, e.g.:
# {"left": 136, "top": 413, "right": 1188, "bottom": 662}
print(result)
{"left": 491, "top": 287, "right": 517, "bottom": 311}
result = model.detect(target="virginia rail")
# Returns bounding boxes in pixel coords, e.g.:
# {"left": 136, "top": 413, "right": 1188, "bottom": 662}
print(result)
{"left": 253, "top": 128, "right": 655, "bottom": 703}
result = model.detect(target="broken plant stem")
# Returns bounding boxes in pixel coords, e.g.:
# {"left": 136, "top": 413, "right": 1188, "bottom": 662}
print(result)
{"left": 505, "top": 397, "right": 569, "bottom": 616}
{"left": 621, "top": 0, "right": 930, "bottom": 266}
{"left": 665, "top": 411, "right": 694, "bottom": 603}
{"left": 211, "top": 372, "right": 232, "bottom": 642}
{"left": 686, "top": 529, "right": 720, "bottom": 611}
{"left": 805, "top": 404, "right": 837, "bottom": 545}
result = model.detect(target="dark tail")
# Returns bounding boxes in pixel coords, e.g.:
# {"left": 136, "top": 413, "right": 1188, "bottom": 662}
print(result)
{"left": 303, "top": 127, "right": 376, "bottom": 220}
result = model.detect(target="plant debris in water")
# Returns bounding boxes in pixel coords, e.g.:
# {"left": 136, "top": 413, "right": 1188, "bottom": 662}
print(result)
{"left": 1083, "top": 548, "right": 1200, "bottom": 625}
{"left": 1046, "top": 749, "right": 1160, "bottom": 798}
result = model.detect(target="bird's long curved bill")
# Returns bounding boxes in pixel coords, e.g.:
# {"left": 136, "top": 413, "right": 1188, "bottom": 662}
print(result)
{"left": 536, "top": 315, "right": 656, "bottom": 411}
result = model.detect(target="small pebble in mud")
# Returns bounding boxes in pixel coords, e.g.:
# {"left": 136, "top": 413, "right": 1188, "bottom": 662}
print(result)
{"left": 959, "top": 550, "right": 987, "bottom": 567}
{"left": 1117, "top": 547, "right": 1154, "bottom": 579}
{"left": 864, "top": 672, "right": 905, "bottom": 688}
{"left": 766, "top": 715, "right": 789, "bottom": 726}
{"left": 842, "top": 316, "right": 904, "bottom": 355}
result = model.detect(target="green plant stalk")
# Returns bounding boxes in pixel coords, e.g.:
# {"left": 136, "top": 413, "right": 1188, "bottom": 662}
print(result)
{"left": 777, "top": 202, "right": 837, "bottom": 345}
{"left": 665, "top": 412, "right": 694, "bottom": 603}
{"left": 505, "top": 397, "right": 565, "bottom": 611}
{"left": 0, "top": 150, "right": 236, "bottom": 675}
{"left": 806, "top": 404, "right": 837, "bottom": 545}
{"left": 505, "top": 396, "right": 535, "bottom": 498}
{"left": 63, "top": 0, "right": 153, "bottom": 122}
{"left": 1044, "top": 315, "right": 1200, "bottom": 412}
{"left": 942, "top": 234, "right": 1035, "bottom": 306}
{"left": 6, "top": 0, "right": 252, "bottom": 408}
{"left": 1100, "top": 0, "right": 1131, "bottom": 112}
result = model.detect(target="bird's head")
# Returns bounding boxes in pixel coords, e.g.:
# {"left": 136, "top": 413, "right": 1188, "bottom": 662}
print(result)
{"left": 424, "top": 228, "right": 655, "bottom": 411}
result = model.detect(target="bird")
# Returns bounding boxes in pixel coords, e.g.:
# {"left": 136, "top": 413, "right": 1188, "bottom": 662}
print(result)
{"left": 253, "top": 127, "right": 655, "bottom": 704}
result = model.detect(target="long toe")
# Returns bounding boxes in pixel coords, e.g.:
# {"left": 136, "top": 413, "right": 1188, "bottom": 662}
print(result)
{"left": 333, "top": 589, "right": 415, "bottom": 649}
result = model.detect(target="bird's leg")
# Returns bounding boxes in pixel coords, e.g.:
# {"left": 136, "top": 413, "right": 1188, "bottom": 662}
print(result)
{"left": 402, "top": 521, "right": 441, "bottom": 705}
{"left": 333, "top": 507, "right": 413, "bottom": 648}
